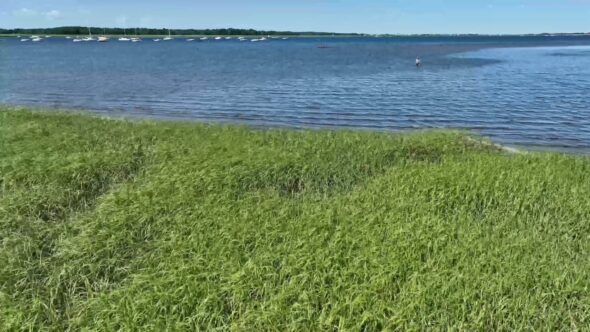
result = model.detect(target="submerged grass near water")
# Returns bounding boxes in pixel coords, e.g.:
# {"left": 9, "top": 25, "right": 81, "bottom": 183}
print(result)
{"left": 1, "top": 106, "right": 589, "bottom": 331}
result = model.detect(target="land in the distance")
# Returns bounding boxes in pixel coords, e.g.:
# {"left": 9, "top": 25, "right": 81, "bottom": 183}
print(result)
{"left": 0, "top": 26, "right": 357, "bottom": 37}
{"left": 1, "top": 26, "right": 589, "bottom": 37}
{"left": 1, "top": 106, "right": 589, "bottom": 330}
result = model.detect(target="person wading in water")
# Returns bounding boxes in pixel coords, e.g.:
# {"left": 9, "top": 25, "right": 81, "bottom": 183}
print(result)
{"left": 416, "top": 57, "right": 422, "bottom": 67}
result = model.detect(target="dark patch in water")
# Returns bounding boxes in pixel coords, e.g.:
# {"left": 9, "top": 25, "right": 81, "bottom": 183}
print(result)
{"left": 549, "top": 51, "right": 590, "bottom": 57}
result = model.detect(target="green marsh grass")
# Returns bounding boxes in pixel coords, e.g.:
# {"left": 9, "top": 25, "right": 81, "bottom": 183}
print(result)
{"left": 1, "top": 107, "right": 589, "bottom": 331}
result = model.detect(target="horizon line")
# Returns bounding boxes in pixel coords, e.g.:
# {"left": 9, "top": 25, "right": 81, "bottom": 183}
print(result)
{"left": 2, "top": 26, "right": 590, "bottom": 37}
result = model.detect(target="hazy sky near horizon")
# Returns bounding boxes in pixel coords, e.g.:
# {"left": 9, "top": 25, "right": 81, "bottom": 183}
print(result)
{"left": 1, "top": 0, "right": 589, "bottom": 34}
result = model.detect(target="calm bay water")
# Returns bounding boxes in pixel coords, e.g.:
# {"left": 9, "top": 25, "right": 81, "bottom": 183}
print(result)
{"left": 1, "top": 36, "right": 590, "bottom": 151}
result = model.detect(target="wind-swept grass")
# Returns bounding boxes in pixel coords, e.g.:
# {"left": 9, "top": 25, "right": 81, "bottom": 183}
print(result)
{"left": 1, "top": 106, "right": 589, "bottom": 331}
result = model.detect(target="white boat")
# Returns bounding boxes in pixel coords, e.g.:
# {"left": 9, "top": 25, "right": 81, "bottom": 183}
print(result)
{"left": 32, "top": 37, "right": 43, "bottom": 42}
{"left": 20, "top": 38, "right": 30, "bottom": 42}
{"left": 45, "top": 35, "right": 51, "bottom": 38}
{"left": 97, "top": 28, "right": 109, "bottom": 42}
{"left": 30, "top": 35, "right": 40, "bottom": 39}
{"left": 119, "top": 28, "right": 130, "bottom": 41}
{"left": 225, "top": 36, "right": 231, "bottom": 40}
{"left": 200, "top": 37, "right": 208, "bottom": 40}
{"left": 65, "top": 36, "right": 72, "bottom": 39}
{"left": 83, "top": 27, "right": 94, "bottom": 41}
{"left": 153, "top": 38, "right": 161, "bottom": 42}
{"left": 251, "top": 39, "right": 260, "bottom": 42}
{"left": 259, "top": 37, "right": 267, "bottom": 41}
{"left": 214, "top": 36, "right": 222, "bottom": 40}
{"left": 131, "top": 29, "right": 142, "bottom": 42}
{"left": 187, "top": 38, "right": 195, "bottom": 42}
{"left": 163, "top": 29, "right": 173, "bottom": 40}
{"left": 73, "top": 38, "right": 83, "bottom": 42}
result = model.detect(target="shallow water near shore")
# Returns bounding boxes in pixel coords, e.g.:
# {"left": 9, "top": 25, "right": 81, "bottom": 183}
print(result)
{"left": 1, "top": 36, "right": 590, "bottom": 152}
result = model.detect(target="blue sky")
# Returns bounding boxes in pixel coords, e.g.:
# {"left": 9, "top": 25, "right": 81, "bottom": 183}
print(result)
{"left": 1, "top": 0, "right": 589, "bottom": 34}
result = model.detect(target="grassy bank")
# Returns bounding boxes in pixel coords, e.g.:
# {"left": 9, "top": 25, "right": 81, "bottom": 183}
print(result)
{"left": 1, "top": 107, "right": 589, "bottom": 331}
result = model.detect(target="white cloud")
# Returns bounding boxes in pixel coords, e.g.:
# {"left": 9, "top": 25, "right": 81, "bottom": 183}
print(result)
{"left": 45, "top": 10, "right": 61, "bottom": 20}
{"left": 13, "top": 8, "right": 38, "bottom": 17}
{"left": 12, "top": 8, "right": 63, "bottom": 21}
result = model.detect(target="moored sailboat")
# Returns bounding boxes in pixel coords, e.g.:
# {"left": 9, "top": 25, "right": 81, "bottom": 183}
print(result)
{"left": 163, "top": 29, "right": 173, "bottom": 41}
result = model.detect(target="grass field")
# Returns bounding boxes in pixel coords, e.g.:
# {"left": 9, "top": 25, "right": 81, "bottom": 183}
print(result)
{"left": 1, "top": 107, "right": 589, "bottom": 331}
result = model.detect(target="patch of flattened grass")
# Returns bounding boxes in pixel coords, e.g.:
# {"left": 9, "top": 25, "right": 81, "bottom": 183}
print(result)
{"left": 0, "top": 109, "right": 155, "bottom": 330}
{"left": 215, "top": 129, "right": 492, "bottom": 197}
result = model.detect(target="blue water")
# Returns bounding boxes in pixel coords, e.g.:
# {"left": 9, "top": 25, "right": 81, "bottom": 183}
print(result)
{"left": 1, "top": 36, "right": 590, "bottom": 152}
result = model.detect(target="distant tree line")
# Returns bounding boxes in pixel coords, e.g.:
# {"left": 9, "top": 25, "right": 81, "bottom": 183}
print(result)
{"left": 0, "top": 26, "right": 356, "bottom": 36}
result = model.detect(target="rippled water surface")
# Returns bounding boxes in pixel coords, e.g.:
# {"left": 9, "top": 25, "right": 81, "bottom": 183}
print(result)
{"left": 1, "top": 36, "right": 590, "bottom": 151}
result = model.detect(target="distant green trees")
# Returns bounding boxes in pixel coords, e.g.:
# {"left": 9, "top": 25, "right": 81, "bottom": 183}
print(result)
{"left": 0, "top": 26, "right": 353, "bottom": 36}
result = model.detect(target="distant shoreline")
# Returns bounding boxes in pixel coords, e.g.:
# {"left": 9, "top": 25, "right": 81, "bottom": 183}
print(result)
{"left": 1, "top": 26, "right": 589, "bottom": 38}
{"left": 2, "top": 33, "right": 589, "bottom": 39}
{"left": 0, "top": 34, "right": 359, "bottom": 38}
